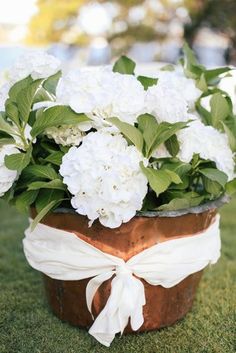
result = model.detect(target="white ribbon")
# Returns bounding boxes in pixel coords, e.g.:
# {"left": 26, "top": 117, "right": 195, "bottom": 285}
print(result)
{"left": 23, "top": 215, "right": 221, "bottom": 347}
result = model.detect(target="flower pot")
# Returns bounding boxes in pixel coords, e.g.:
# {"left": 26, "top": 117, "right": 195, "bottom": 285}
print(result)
{"left": 30, "top": 205, "right": 218, "bottom": 333}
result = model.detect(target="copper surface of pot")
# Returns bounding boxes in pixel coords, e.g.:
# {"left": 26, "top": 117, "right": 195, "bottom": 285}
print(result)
{"left": 31, "top": 208, "right": 217, "bottom": 332}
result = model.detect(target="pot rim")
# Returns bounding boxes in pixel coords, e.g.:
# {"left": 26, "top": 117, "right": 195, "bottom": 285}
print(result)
{"left": 53, "top": 194, "right": 229, "bottom": 218}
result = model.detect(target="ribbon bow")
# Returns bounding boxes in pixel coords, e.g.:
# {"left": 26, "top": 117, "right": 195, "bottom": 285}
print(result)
{"left": 87, "top": 263, "right": 146, "bottom": 346}
{"left": 23, "top": 216, "right": 221, "bottom": 346}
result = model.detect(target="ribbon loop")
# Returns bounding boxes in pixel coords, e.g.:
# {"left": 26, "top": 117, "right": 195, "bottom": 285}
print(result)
{"left": 86, "top": 271, "right": 114, "bottom": 318}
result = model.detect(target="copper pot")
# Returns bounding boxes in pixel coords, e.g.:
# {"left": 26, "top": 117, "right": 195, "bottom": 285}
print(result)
{"left": 30, "top": 206, "right": 217, "bottom": 333}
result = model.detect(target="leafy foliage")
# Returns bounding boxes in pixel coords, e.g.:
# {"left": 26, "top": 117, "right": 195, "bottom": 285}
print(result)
{"left": 0, "top": 51, "right": 235, "bottom": 228}
{"left": 182, "top": 43, "right": 236, "bottom": 165}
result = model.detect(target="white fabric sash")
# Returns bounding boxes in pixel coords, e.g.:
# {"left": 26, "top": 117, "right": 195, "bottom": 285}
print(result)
{"left": 23, "top": 215, "right": 221, "bottom": 347}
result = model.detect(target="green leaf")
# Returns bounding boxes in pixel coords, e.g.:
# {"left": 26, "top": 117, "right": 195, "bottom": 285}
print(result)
{"left": 183, "top": 42, "right": 199, "bottom": 66}
{"left": 27, "top": 179, "right": 66, "bottom": 191}
{"left": 0, "top": 112, "right": 16, "bottom": 136}
{"left": 160, "top": 161, "right": 191, "bottom": 190}
{"left": 15, "top": 190, "right": 39, "bottom": 214}
{"left": 162, "top": 160, "right": 192, "bottom": 177}
{"left": 8, "top": 76, "right": 33, "bottom": 102}
{"left": 196, "top": 73, "right": 208, "bottom": 92}
{"left": 202, "top": 177, "right": 222, "bottom": 197}
{"left": 140, "top": 163, "right": 172, "bottom": 197}
{"left": 226, "top": 178, "right": 236, "bottom": 195}
{"left": 31, "top": 198, "right": 64, "bottom": 231}
{"left": 210, "top": 93, "right": 230, "bottom": 128}
{"left": 182, "top": 42, "right": 205, "bottom": 79}
{"left": 138, "top": 114, "right": 160, "bottom": 157}
{"left": 31, "top": 106, "right": 90, "bottom": 137}
{"left": 23, "top": 164, "right": 58, "bottom": 180}
{"left": 137, "top": 76, "right": 158, "bottom": 90}
{"left": 195, "top": 99, "right": 212, "bottom": 125}
{"left": 159, "top": 198, "right": 191, "bottom": 212}
{"left": 5, "top": 100, "right": 20, "bottom": 126}
{"left": 5, "top": 146, "right": 32, "bottom": 172}
{"left": 0, "top": 138, "right": 15, "bottom": 147}
{"left": 164, "top": 134, "right": 179, "bottom": 157}
{"left": 44, "top": 151, "right": 64, "bottom": 166}
{"left": 204, "top": 67, "right": 232, "bottom": 84}
{"left": 108, "top": 117, "right": 143, "bottom": 152}
{"left": 146, "top": 121, "right": 187, "bottom": 158}
{"left": 17, "top": 79, "right": 43, "bottom": 123}
{"left": 137, "top": 113, "right": 157, "bottom": 132}
{"left": 221, "top": 120, "right": 236, "bottom": 152}
{"left": 165, "top": 170, "right": 182, "bottom": 184}
{"left": 113, "top": 56, "right": 136, "bottom": 75}
{"left": 43, "top": 70, "right": 61, "bottom": 95}
{"left": 36, "top": 188, "right": 65, "bottom": 213}
{"left": 157, "top": 194, "right": 204, "bottom": 211}
{"left": 199, "top": 168, "right": 228, "bottom": 187}
{"left": 33, "top": 87, "right": 53, "bottom": 104}
{"left": 163, "top": 189, "right": 192, "bottom": 202}
{"left": 138, "top": 113, "right": 163, "bottom": 157}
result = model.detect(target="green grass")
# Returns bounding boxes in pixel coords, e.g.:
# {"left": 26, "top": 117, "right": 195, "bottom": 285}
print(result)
{"left": 0, "top": 199, "right": 235, "bottom": 353}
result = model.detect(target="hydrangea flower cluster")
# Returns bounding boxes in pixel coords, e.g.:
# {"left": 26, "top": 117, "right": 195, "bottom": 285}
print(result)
{"left": 178, "top": 120, "right": 235, "bottom": 180}
{"left": 8, "top": 50, "right": 61, "bottom": 84}
{"left": 155, "top": 68, "right": 202, "bottom": 110}
{"left": 0, "top": 47, "right": 235, "bottom": 229}
{"left": 146, "top": 80, "right": 189, "bottom": 124}
{"left": 60, "top": 131, "right": 148, "bottom": 227}
{"left": 56, "top": 68, "right": 146, "bottom": 129}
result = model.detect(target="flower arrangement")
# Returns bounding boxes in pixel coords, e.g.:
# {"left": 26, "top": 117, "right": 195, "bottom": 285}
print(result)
{"left": 0, "top": 45, "right": 236, "bottom": 229}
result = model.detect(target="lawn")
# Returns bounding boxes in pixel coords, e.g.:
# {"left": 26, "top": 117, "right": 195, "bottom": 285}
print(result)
{"left": 0, "top": 198, "right": 235, "bottom": 353}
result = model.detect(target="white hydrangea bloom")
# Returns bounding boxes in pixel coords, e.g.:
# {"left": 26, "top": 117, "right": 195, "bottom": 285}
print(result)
{"left": 45, "top": 124, "right": 88, "bottom": 146}
{"left": 60, "top": 131, "right": 148, "bottom": 228}
{"left": 0, "top": 145, "right": 19, "bottom": 197}
{"left": 56, "top": 68, "right": 146, "bottom": 129}
{"left": 146, "top": 79, "right": 189, "bottom": 124}
{"left": 8, "top": 50, "right": 61, "bottom": 84}
{"left": 156, "top": 68, "right": 202, "bottom": 110}
{"left": 178, "top": 120, "right": 235, "bottom": 180}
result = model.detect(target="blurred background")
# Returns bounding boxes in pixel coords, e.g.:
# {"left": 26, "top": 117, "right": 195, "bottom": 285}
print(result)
{"left": 0, "top": 0, "right": 236, "bottom": 70}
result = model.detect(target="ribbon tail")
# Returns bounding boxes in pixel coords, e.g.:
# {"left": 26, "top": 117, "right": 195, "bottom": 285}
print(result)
{"left": 88, "top": 272, "right": 145, "bottom": 347}
{"left": 130, "top": 278, "right": 146, "bottom": 331}
{"left": 86, "top": 271, "right": 114, "bottom": 318}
